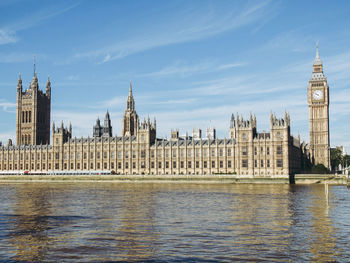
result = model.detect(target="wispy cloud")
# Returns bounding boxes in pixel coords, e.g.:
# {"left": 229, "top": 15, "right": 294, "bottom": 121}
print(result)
{"left": 0, "top": 100, "right": 16, "bottom": 112}
{"left": 0, "top": 2, "right": 80, "bottom": 45}
{"left": 0, "top": 52, "right": 45, "bottom": 63}
{"left": 75, "top": 1, "right": 275, "bottom": 63}
{"left": 0, "top": 29, "right": 17, "bottom": 45}
{"left": 140, "top": 60, "right": 245, "bottom": 78}
{"left": 0, "top": 131, "right": 14, "bottom": 145}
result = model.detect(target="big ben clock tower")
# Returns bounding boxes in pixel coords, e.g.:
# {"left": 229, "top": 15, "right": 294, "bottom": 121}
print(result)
{"left": 308, "top": 44, "right": 330, "bottom": 169}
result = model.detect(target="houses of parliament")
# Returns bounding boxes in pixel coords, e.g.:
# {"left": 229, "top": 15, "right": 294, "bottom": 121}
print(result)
{"left": 0, "top": 48, "right": 330, "bottom": 176}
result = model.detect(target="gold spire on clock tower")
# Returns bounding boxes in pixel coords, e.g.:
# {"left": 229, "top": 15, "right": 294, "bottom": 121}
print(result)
{"left": 308, "top": 44, "right": 330, "bottom": 169}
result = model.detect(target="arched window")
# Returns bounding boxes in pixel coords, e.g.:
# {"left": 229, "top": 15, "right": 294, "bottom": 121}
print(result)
{"left": 25, "top": 111, "right": 28, "bottom": 123}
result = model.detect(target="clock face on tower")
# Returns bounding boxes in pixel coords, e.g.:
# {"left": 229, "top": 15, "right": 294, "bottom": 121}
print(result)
{"left": 312, "top": 89, "right": 323, "bottom": 100}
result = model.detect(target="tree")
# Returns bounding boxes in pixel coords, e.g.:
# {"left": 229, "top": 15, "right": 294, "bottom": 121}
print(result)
{"left": 311, "top": 164, "right": 329, "bottom": 174}
{"left": 330, "top": 148, "right": 343, "bottom": 171}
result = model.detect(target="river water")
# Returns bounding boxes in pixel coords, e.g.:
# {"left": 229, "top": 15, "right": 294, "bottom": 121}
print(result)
{"left": 0, "top": 182, "right": 349, "bottom": 262}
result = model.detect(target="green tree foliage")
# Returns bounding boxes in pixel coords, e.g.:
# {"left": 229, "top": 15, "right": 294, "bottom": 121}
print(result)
{"left": 311, "top": 164, "right": 329, "bottom": 174}
{"left": 330, "top": 148, "right": 343, "bottom": 171}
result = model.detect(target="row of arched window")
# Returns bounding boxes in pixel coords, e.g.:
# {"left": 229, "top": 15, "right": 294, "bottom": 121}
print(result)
{"left": 22, "top": 111, "right": 32, "bottom": 123}
{"left": 21, "top": 134, "right": 31, "bottom": 145}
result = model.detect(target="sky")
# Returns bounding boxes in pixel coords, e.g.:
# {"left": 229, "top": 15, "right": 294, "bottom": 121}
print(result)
{"left": 0, "top": 0, "right": 349, "bottom": 152}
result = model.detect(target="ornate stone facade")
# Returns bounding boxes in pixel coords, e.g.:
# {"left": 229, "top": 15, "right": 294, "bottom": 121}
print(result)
{"left": 16, "top": 68, "right": 51, "bottom": 146}
{"left": 0, "top": 49, "right": 330, "bottom": 176}
{"left": 308, "top": 45, "right": 330, "bottom": 169}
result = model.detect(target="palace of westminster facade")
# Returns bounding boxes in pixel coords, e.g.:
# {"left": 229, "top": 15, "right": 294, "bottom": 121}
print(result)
{"left": 0, "top": 48, "right": 330, "bottom": 176}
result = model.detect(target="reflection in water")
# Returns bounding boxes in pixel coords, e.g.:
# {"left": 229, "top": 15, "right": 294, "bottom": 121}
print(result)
{"left": 308, "top": 185, "right": 338, "bottom": 262}
{"left": 0, "top": 183, "right": 348, "bottom": 262}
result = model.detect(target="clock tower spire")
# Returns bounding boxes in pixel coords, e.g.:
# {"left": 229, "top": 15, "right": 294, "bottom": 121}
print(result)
{"left": 308, "top": 44, "right": 330, "bottom": 169}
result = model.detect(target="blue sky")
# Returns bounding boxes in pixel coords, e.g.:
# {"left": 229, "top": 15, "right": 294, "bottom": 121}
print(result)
{"left": 0, "top": 0, "right": 349, "bottom": 152}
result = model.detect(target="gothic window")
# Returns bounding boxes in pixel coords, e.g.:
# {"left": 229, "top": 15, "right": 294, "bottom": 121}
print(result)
{"left": 254, "top": 147, "right": 257, "bottom": 155}
{"left": 196, "top": 161, "right": 199, "bottom": 168}
{"left": 172, "top": 150, "right": 176, "bottom": 158}
{"left": 242, "top": 159, "right": 248, "bottom": 168}
{"left": 267, "top": 147, "right": 270, "bottom": 155}
{"left": 141, "top": 150, "right": 146, "bottom": 158}
{"left": 204, "top": 149, "right": 208, "bottom": 157}
{"left": 118, "top": 162, "right": 121, "bottom": 169}
{"left": 277, "top": 159, "right": 283, "bottom": 168}
{"left": 151, "top": 150, "right": 154, "bottom": 158}
{"left": 151, "top": 162, "right": 154, "bottom": 169}
{"left": 204, "top": 161, "right": 207, "bottom": 168}
{"left": 254, "top": 160, "right": 258, "bottom": 168}
{"left": 173, "top": 162, "right": 176, "bottom": 168}
{"left": 277, "top": 146, "right": 283, "bottom": 155}
{"left": 165, "top": 161, "right": 169, "bottom": 168}
{"left": 196, "top": 149, "right": 200, "bottom": 157}
{"left": 228, "top": 160, "right": 232, "bottom": 168}
{"left": 158, "top": 162, "right": 162, "bottom": 168}
{"left": 188, "top": 149, "right": 192, "bottom": 157}
{"left": 188, "top": 161, "right": 191, "bottom": 168}
{"left": 77, "top": 153, "right": 80, "bottom": 160}
{"left": 180, "top": 161, "right": 184, "bottom": 168}
{"left": 211, "top": 161, "right": 215, "bottom": 168}
{"left": 97, "top": 152, "right": 100, "bottom": 159}
{"left": 267, "top": 160, "right": 270, "bottom": 168}
{"left": 261, "top": 160, "right": 264, "bottom": 168}
{"left": 242, "top": 147, "right": 247, "bottom": 156}
{"left": 211, "top": 150, "right": 215, "bottom": 157}
{"left": 219, "top": 149, "right": 223, "bottom": 157}
{"left": 220, "top": 161, "right": 223, "bottom": 168}
{"left": 104, "top": 163, "right": 107, "bottom": 169}
{"left": 29, "top": 111, "right": 31, "bottom": 123}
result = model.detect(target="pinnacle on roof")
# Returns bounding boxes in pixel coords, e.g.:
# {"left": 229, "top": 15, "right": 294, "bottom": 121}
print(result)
{"left": 129, "top": 81, "right": 133, "bottom": 96}
{"left": 105, "top": 110, "right": 110, "bottom": 120}
{"left": 313, "top": 42, "right": 322, "bottom": 66}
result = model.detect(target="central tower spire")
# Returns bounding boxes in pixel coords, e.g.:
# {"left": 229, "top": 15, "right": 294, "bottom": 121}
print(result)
{"left": 122, "top": 82, "right": 139, "bottom": 136}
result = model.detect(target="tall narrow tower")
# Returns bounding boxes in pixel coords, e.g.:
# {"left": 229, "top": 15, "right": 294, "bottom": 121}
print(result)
{"left": 16, "top": 60, "right": 51, "bottom": 145}
{"left": 308, "top": 44, "right": 330, "bottom": 169}
{"left": 122, "top": 82, "right": 139, "bottom": 136}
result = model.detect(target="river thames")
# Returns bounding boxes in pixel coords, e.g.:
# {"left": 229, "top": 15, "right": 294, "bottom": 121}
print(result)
{"left": 0, "top": 183, "right": 349, "bottom": 262}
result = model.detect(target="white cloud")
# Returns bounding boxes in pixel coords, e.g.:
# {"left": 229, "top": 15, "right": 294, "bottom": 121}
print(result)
{"left": 0, "top": 101, "right": 16, "bottom": 112}
{"left": 75, "top": 1, "right": 275, "bottom": 63}
{"left": 0, "top": 29, "right": 17, "bottom": 45}
{"left": 140, "top": 60, "right": 246, "bottom": 78}
{"left": 0, "top": 2, "right": 79, "bottom": 46}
